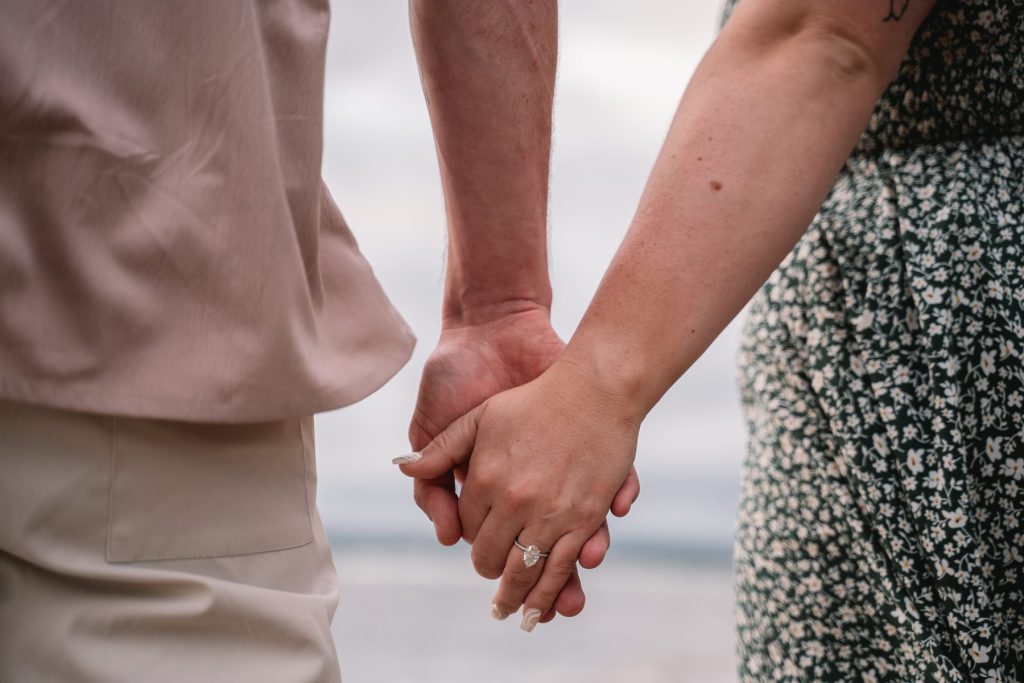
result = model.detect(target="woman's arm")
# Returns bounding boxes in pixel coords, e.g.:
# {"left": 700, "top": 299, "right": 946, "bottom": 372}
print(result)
{"left": 401, "top": 0, "right": 936, "bottom": 631}
{"left": 563, "top": 0, "right": 936, "bottom": 421}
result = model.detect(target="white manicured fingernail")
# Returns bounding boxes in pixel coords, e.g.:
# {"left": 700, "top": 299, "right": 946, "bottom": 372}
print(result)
{"left": 392, "top": 452, "right": 422, "bottom": 465}
{"left": 491, "top": 603, "right": 510, "bottom": 621}
{"left": 520, "top": 608, "right": 542, "bottom": 633}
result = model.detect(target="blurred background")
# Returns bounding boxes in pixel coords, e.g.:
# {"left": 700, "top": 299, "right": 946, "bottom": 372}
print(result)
{"left": 317, "top": 2, "right": 742, "bottom": 681}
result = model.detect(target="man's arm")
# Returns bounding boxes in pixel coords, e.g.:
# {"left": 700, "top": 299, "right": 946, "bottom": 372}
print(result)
{"left": 407, "top": 0, "right": 640, "bottom": 623}
{"left": 410, "top": 0, "right": 554, "bottom": 327}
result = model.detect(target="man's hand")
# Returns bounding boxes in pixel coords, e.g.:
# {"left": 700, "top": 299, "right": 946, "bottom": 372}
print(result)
{"left": 407, "top": 304, "right": 639, "bottom": 622}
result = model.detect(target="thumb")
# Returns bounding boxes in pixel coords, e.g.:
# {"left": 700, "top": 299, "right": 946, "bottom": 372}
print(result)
{"left": 393, "top": 403, "right": 483, "bottom": 478}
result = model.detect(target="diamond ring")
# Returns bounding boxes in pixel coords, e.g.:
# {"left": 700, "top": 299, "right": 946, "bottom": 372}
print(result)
{"left": 513, "top": 537, "right": 550, "bottom": 568}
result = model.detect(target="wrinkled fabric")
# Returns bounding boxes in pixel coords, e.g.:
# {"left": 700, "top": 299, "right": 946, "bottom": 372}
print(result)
{"left": 0, "top": 1, "right": 415, "bottom": 422}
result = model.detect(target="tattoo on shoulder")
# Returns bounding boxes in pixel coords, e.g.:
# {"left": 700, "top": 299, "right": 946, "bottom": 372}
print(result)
{"left": 884, "top": 0, "right": 910, "bottom": 21}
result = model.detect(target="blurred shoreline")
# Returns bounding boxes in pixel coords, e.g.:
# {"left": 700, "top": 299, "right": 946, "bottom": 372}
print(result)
{"left": 328, "top": 532, "right": 734, "bottom": 571}
{"left": 330, "top": 542, "right": 738, "bottom": 683}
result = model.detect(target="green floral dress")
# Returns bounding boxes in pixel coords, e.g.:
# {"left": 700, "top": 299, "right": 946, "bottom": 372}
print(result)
{"left": 732, "top": 1, "right": 1024, "bottom": 681}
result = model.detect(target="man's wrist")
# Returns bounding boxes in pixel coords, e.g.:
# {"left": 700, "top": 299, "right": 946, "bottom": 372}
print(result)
{"left": 442, "top": 291, "right": 553, "bottom": 329}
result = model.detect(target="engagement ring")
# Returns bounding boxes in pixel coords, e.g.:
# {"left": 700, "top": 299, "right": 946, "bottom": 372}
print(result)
{"left": 513, "top": 537, "right": 550, "bottom": 568}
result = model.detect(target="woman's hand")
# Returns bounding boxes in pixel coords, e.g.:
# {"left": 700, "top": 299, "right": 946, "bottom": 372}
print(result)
{"left": 399, "top": 357, "right": 642, "bottom": 631}
{"left": 408, "top": 305, "right": 566, "bottom": 546}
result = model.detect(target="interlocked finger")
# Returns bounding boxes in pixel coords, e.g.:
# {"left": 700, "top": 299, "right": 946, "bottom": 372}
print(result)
{"left": 550, "top": 565, "right": 586, "bottom": 621}
{"left": 470, "top": 511, "right": 519, "bottom": 579}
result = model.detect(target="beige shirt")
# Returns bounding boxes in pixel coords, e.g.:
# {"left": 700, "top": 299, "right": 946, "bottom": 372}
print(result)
{"left": 0, "top": 1, "right": 415, "bottom": 422}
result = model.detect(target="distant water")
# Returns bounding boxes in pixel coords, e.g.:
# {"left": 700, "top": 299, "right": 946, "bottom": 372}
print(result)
{"left": 330, "top": 542, "right": 738, "bottom": 683}
{"left": 328, "top": 532, "right": 734, "bottom": 569}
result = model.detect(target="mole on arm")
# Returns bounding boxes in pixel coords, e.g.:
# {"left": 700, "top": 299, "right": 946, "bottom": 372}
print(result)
{"left": 710, "top": 180, "right": 723, "bottom": 191}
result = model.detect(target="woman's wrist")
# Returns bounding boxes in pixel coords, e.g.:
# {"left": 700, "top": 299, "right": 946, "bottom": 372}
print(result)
{"left": 545, "top": 347, "right": 651, "bottom": 433}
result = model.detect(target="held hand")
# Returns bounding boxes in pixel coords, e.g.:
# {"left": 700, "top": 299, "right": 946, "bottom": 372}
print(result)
{"left": 407, "top": 307, "right": 639, "bottom": 622}
{"left": 399, "top": 358, "right": 641, "bottom": 630}
{"left": 407, "top": 306, "right": 566, "bottom": 545}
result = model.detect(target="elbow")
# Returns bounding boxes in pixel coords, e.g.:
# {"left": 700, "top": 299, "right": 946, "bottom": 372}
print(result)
{"left": 797, "top": 18, "right": 889, "bottom": 87}
{"left": 723, "top": 10, "right": 900, "bottom": 96}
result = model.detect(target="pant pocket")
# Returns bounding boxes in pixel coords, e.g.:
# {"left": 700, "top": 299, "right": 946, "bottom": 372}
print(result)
{"left": 106, "top": 416, "right": 314, "bottom": 563}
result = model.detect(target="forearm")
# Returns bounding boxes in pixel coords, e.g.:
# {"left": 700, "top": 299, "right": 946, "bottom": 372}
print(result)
{"left": 560, "top": 2, "right": 933, "bottom": 421}
{"left": 410, "top": 0, "right": 556, "bottom": 326}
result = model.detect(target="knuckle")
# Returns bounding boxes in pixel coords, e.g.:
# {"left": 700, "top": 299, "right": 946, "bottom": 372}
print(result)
{"left": 430, "top": 429, "right": 454, "bottom": 456}
{"left": 407, "top": 413, "right": 435, "bottom": 451}
{"left": 482, "top": 567, "right": 503, "bottom": 581}
{"left": 504, "top": 484, "right": 536, "bottom": 512}
{"left": 503, "top": 567, "right": 536, "bottom": 590}
{"left": 470, "top": 467, "right": 496, "bottom": 495}
{"left": 412, "top": 486, "right": 428, "bottom": 511}
{"left": 528, "top": 590, "right": 558, "bottom": 614}
{"left": 545, "top": 558, "right": 577, "bottom": 577}
{"left": 480, "top": 565, "right": 503, "bottom": 581}
{"left": 575, "top": 500, "right": 607, "bottom": 524}
{"left": 471, "top": 549, "right": 503, "bottom": 580}
{"left": 445, "top": 412, "right": 473, "bottom": 447}
{"left": 455, "top": 413, "right": 474, "bottom": 440}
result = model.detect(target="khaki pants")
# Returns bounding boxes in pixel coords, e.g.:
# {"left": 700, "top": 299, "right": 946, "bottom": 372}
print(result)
{"left": 0, "top": 400, "right": 342, "bottom": 683}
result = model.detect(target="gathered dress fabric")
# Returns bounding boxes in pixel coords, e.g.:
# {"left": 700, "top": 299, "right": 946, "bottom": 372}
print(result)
{"left": 733, "top": 1, "right": 1024, "bottom": 680}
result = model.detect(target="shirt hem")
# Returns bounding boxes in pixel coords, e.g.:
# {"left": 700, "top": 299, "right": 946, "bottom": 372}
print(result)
{"left": 0, "top": 333, "right": 416, "bottom": 424}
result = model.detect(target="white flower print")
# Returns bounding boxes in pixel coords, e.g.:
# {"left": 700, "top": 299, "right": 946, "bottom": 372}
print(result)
{"left": 944, "top": 508, "right": 967, "bottom": 528}
{"left": 907, "top": 449, "right": 925, "bottom": 474}
{"left": 731, "top": 3, "right": 1024, "bottom": 681}
{"left": 980, "top": 350, "right": 997, "bottom": 375}
{"left": 1002, "top": 458, "right": 1024, "bottom": 481}
{"left": 853, "top": 310, "right": 875, "bottom": 331}
{"left": 921, "top": 286, "right": 945, "bottom": 306}
{"left": 985, "top": 437, "right": 1003, "bottom": 461}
